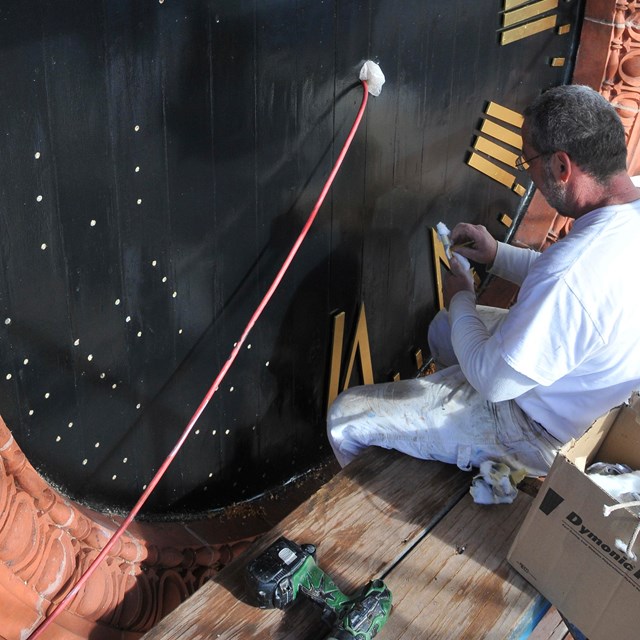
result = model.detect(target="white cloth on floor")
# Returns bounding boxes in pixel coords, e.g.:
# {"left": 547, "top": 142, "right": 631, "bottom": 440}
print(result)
{"left": 470, "top": 460, "right": 526, "bottom": 505}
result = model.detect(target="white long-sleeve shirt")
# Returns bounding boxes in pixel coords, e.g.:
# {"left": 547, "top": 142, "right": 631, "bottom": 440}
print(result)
{"left": 448, "top": 201, "right": 640, "bottom": 442}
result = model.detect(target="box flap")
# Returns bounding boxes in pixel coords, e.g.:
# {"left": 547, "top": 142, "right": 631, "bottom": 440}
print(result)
{"left": 561, "top": 405, "right": 622, "bottom": 471}
{"left": 509, "top": 452, "right": 640, "bottom": 640}
{"left": 597, "top": 404, "right": 640, "bottom": 468}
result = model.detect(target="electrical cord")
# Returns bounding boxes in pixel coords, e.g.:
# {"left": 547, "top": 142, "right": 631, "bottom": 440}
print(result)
{"left": 27, "top": 78, "right": 369, "bottom": 639}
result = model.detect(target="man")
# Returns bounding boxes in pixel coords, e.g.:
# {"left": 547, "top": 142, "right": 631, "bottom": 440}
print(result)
{"left": 327, "top": 85, "right": 640, "bottom": 478}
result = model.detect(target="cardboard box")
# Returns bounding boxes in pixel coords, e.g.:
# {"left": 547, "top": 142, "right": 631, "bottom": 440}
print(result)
{"left": 508, "top": 395, "right": 640, "bottom": 640}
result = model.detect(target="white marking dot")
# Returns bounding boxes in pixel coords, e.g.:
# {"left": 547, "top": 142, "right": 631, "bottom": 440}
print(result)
{"left": 143, "top": 484, "right": 147, "bottom": 490}
{"left": 55, "top": 435, "right": 61, "bottom": 442}
{"left": 23, "top": 358, "right": 29, "bottom": 365}
{"left": 247, "top": 344, "right": 252, "bottom": 349}
{"left": 136, "top": 403, "right": 141, "bottom": 409}
{"left": 90, "top": 219, "right": 96, "bottom": 226}
{"left": 29, "top": 409, "right": 34, "bottom": 416}
{"left": 195, "top": 429, "right": 200, "bottom": 435}
{"left": 134, "top": 125, "right": 140, "bottom": 132}
{"left": 123, "top": 457, "right": 128, "bottom": 463}
{"left": 178, "top": 328, "right": 183, "bottom": 334}
{"left": 100, "top": 372, "right": 106, "bottom": 379}
{"left": 112, "top": 383, "right": 117, "bottom": 389}
{"left": 265, "top": 361, "right": 270, "bottom": 367}
{"left": 95, "top": 442, "right": 100, "bottom": 448}
{"left": 225, "top": 429, "right": 230, "bottom": 435}
{"left": 112, "top": 475, "right": 117, "bottom": 480}
{"left": 74, "top": 339, "right": 80, "bottom": 346}
{"left": 212, "top": 429, "right": 217, "bottom": 435}
{"left": 209, "top": 472, "right": 213, "bottom": 478}
{"left": 68, "top": 422, "right": 73, "bottom": 428}
{"left": 44, "top": 392, "right": 50, "bottom": 399}
{"left": 136, "top": 198, "right": 142, "bottom": 205}
{"left": 82, "top": 459, "right": 88, "bottom": 465}
{"left": 126, "top": 316, "right": 131, "bottom": 322}
{"left": 41, "top": 243, "right": 47, "bottom": 250}
{"left": 162, "top": 276, "right": 167, "bottom": 283}
{"left": 34, "top": 152, "right": 41, "bottom": 159}
{"left": 172, "top": 291, "right": 177, "bottom": 298}
{"left": 36, "top": 195, "right": 43, "bottom": 202}
{"left": 151, "top": 260, "right": 157, "bottom": 267}
{"left": 137, "top": 331, "right": 142, "bottom": 337}
{"left": 5, "top": 374, "right": 11, "bottom": 380}
{"left": 4, "top": 318, "right": 11, "bottom": 325}
{"left": 135, "top": 166, "right": 140, "bottom": 173}
{"left": 229, "top": 386, "right": 234, "bottom": 392}
{"left": 115, "top": 299, "right": 121, "bottom": 306}
{"left": 87, "top": 354, "right": 93, "bottom": 361}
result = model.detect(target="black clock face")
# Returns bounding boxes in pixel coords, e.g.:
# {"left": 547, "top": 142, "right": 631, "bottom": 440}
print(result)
{"left": 0, "top": 0, "right": 583, "bottom": 516}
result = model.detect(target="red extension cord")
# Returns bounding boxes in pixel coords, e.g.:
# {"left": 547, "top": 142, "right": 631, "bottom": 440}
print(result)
{"left": 28, "top": 79, "right": 370, "bottom": 639}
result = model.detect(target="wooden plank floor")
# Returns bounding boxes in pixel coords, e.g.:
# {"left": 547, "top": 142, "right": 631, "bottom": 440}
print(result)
{"left": 381, "top": 494, "right": 547, "bottom": 639}
{"left": 528, "top": 607, "right": 570, "bottom": 640}
{"left": 142, "top": 448, "right": 549, "bottom": 640}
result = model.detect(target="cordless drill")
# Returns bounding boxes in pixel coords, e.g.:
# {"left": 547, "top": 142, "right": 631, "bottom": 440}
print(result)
{"left": 245, "top": 536, "right": 392, "bottom": 640}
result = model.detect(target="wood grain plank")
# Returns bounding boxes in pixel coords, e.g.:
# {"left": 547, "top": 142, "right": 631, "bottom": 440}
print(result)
{"left": 381, "top": 494, "right": 546, "bottom": 640}
{"left": 143, "top": 448, "right": 471, "bottom": 639}
{"left": 528, "top": 606, "right": 570, "bottom": 640}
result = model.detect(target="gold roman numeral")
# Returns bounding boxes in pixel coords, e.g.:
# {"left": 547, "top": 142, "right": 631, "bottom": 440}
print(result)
{"left": 466, "top": 101, "right": 526, "bottom": 197}
{"left": 327, "top": 304, "right": 374, "bottom": 411}
{"left": 501, "top": 0, "right": 559, "bottom": 45}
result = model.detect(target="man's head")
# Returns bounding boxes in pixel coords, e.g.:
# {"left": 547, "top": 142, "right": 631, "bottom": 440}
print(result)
{"left": 523, "top": 84, "right": 627, "bottom": 185}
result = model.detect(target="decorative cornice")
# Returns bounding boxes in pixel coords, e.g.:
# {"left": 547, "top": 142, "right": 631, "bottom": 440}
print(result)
{"left": 580, "top": 0, "right": 640, "bottom": 174}
{"left": 0, "top": 415, "right": 253, "bottom": 636}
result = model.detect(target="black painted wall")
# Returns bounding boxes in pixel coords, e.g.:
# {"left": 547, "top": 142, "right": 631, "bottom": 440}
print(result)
{"left": 0, "top": 0, "right": 583, "bottom": 515}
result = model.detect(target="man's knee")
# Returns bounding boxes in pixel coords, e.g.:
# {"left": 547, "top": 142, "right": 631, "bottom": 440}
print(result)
{"left": 327, "top": 390, "right": 349, "bottom": 448}
{"left": 428, "top": 309, "right": 457, "bottom": 367}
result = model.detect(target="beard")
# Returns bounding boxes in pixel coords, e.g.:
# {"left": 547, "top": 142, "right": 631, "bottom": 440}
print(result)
{"left": 540, "top": 162, "right": 570, "bottom": 216}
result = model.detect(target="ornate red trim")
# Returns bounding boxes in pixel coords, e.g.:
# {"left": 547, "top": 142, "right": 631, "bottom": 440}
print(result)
{"left": 0, "top": 415, "right": 253, "bottom": 637}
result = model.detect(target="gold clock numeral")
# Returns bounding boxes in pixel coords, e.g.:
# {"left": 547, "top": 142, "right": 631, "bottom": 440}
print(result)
{"left": 326, "top": 304, "right": 375, "bottom": 411}
{"left": 467, "top": 102, "right": 526, "bottom": 196}
{"left": 503, "top": 0, "right": 558, "bottom": 27}
{"left": 501, "top": 0, "right": 559, "bottom": 45}
{"left": 431, "top": 227, "right": 450, "bottom": 311}
{"left": 485, "top": 102, "right": 524, "bottom": 128}
{"left": 499, "top": 213, "right": 514, "bottom": 228}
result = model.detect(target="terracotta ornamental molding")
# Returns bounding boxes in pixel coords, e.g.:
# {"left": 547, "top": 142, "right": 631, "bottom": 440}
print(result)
{"left": 570, "top": 0, "right": 640, "bottom": 172}
{"left": 0, "top": 415, "right": 253, "bottom": 639}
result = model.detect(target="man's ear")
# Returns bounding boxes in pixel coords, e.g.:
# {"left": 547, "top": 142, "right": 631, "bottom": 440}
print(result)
{"left": 553, "top": 150, "right": 572, "bottom": 183}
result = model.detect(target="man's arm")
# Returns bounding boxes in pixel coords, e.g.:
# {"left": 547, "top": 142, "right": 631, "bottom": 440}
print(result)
{"left": 489, "top": 242, "right": 541, "bottom": 286}
{"left": 450, "top": 223, "right": 541, "bottom": 286}
{"left": 448, "top": 291, "right": 538, "bottom": 402}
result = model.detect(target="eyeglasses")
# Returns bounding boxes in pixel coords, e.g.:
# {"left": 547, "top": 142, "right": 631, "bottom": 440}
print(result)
{"left": 515, "top": 153, "right": 543, "bottom": 172}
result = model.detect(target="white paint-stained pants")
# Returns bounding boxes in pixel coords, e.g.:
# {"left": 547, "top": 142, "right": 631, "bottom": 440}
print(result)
{"left": 327, "top": 307, "right": 561, "bottom": 475}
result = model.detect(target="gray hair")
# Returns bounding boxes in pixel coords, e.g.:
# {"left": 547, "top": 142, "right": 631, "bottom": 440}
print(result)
{"left": 523, "top": 85, "right": 627, "bottom": 183}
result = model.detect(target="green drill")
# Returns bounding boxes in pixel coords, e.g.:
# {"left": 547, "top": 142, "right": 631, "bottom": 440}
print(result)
{"left": 245, "top": 537, "right": 392, "bottom": 639}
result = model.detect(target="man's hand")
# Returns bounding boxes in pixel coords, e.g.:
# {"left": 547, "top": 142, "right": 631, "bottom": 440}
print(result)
{"left": 450, "top": 223, "right": 498, "bottom": 265}
{"left": 443, "top": 253, "right": 475, "bottom": 308}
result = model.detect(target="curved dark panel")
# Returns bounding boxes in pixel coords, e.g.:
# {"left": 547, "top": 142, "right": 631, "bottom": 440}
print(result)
{"left": 0, "top": 0, "right": 583, "bottom": 514}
